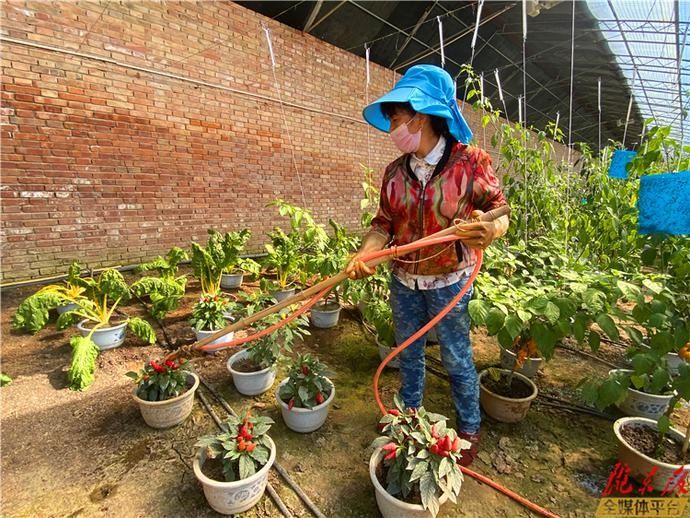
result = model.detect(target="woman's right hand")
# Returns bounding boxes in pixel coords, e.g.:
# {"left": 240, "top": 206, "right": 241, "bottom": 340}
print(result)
{"left": 346, "top": 252, "right": 376, "bottom": 280}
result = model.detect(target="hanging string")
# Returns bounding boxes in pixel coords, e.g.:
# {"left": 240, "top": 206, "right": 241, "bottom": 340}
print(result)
{"left": 622, "top": 67, "right": 637, "bottom": 149}
{"left": 564, "top": 0, "right": 576, "bottom": 255}
{"left": 521, "top": 0, "right": 527, "bottom": 128}
{"left": 461, "top": 0, "right": 484, "bottom": 110}
{"left": 437, "top": 16, "right": 445, "bottom": 69}
{"left": 494, "top": 68, "right": 509, "bottom": 124}
{"left": 480, "top": 72, "right": 486, "bottom": 148}
{"left": 597, "top": 77, "right": 602, "bottom": 153}
{"left": 262, "top": 24, "right": 308, "bottom": 209}
{"left": 365, "top": 45, "right": 372, "bottom": 170}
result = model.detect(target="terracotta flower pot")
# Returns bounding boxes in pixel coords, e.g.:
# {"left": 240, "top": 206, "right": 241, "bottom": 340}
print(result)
{"left": 133, "top": 372, "right": 199, "bottom": 429}
{"left": 479, "top": 368, "right": 538, "bottom": 423}
{"left": 194, "top": 436, "right": 276, "bottom": 514}
{"left": 613, "top": 417, "right": 690, "bottom": 493}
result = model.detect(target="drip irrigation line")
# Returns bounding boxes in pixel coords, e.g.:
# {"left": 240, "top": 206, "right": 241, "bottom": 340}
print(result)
{"left": 537, "top": 393, "right": 615, "bottom": 421}
{"left": 196, "top": 386, "right": 294, "bottom": 517}
{"left": 132, "top": 294, "right": 174, "bottom": 349}
{"left": 197, "top": 375, "right": 327, "bottom": 518}
{"left": 555, "top": 344, "right": 622, "bottom": 370}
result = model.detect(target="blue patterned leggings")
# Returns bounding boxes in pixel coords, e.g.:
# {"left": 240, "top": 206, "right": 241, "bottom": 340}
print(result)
{"left": 389, "top": 275, "right": 480, "bottom": 434}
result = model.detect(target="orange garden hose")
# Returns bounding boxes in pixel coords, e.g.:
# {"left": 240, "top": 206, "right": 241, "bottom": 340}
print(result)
{"left": 168, "top": 206, "right": 561, "bottom": 517}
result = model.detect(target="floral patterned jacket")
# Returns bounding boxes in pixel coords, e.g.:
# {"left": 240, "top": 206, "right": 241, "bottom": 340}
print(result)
{"left": 370, "top": 141, "right": 508, "bottom": 276}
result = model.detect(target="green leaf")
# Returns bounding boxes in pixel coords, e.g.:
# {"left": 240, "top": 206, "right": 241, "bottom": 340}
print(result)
{"left": 503, "top": 315, "right": 523, "bottom": 341}
{"left": 588, "top": 330, "right": 601, "bottom": 352}
{"left": 127, "top": 317, "right": 156, "bottom": 345}
{"left": 624, "top": 326, "right": 644, "bottom": 347}
{"left": 485, "top": 308, "right": 506, "bottom": 335}
{"left": 616, "top": 281, "right": 642, "bottom": 302}
{"left": 657, "top": 415, "right": 670, "bottom": 436}
{"left": 532, "top": 323, "right": 556, "bottom": 360}
{"left": 468, "top": 300, "right": 490, "bottom": 325}
{"left": 419, "top": 472, "right": 439, "bottom": 516}
{"left": 1, "top": 373, "right": 12, "bottom": 387}
{"left": 642, "top": 279, "right": 663, "bottom": 295}
{"left": 250, "top": 445, "right": 269, "bottom": 466}
{"left": 408, "top": 460, "right": 428, "bottom": 483}
{"left": 238, "top": 454, "right": 256, "bottom": 480}
{"left": 67, "top": 336, "right": 99, "bottom": 391}
{"left": 573, "top": 314, "right": 587, "bottom": 343}
{"left": 544, "top": 302, "right": 560, "bottom": 325}
{"left": 56, "top": 310, "right": 80, "bottom": 331}
{"left": 596, "top": 314, "right": 619, "bottom": 341}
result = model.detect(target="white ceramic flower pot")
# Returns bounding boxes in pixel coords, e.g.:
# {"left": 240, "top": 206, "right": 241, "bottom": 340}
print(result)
{"left": 369, "top": 448, "right": 450, "bottom": 518}
{"left": 133, "top": 373, "right": 199, "bottom": 429}
{"left": 613, "top": 417, "right": 690, "bottom": 493}
{"left": 310, "top": 301, "right": 341, "bottom": 329}
{"left": 479, "top": 368, "right": 538, "bottom": 423}
{"left": 276, "top": 377, "right": 334, "bottom": 433}
{"left": 609, "top": 369, "right": 673, "bottom": 419}
{"left": 57, "top": 302, "right": 79, "bottom": 315}
{"left": 500, "top": 347, "right": 543, "bottom": 378}
{"left": 221, "top": 272, "right": 244, "bottom": 289}
{"left": 376, "top": 337, "right": 400, "bottom": 369}
{"left": 273, "top": 287, "right": 296, "bottom": 303}
{"left": 77, "top": 320, "right": 127, "bottom": 350}
{"left": 194, "top": 436, "right": 276, "bottom": 514}
{"left": 666, "top": 352, "right": 688, "bottom": 377}
{"left": 194, "top": 328, "right": 234, "bottom": 347}
{"left": 227, "top": 350, "right": 276, "bottom": 396}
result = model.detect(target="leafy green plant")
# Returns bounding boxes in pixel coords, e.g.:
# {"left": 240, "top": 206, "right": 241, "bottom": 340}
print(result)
{"left": 191, "top": 229, "right": 255, "bottom": 295}
{"left": 131, "top": 247, "right": 188, "bottom": 321}
{"left": 196, "top": 411, "right": 274, "bottom": 482}
{"left": 278, "top": 353, "right": 332, "bottom": 409}
{"left": 13, "top": 266, "right": 156, "bottom": 391}
{"left": 126, "top": 358, "right": 192, "bottom": 402}
{"left": 13, "top": 262, "right": 86, "bottom": 333}
{"left": 362, "top": 297, "right": 396, "bottom": 348}
{"left": 371, "top": 394, "right": 467, "bottom": 517}
{"left": 245, "top": 311, "right": 310, "bottom": 369}
{"left": 263, "top": 227, "right": 302, "bottom": 290}
{"left": 190, "top": 293, "right": 233, "bottom": 332}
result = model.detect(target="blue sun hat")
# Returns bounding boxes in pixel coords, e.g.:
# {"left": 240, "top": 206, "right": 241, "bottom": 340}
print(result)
{"left": 362, "top": 64, "right": 473, "bottom": 144}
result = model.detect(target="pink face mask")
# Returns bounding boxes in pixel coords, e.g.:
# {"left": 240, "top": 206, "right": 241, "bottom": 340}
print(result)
{"left": 389, "top": 117, "right": 421, "bottom": 154}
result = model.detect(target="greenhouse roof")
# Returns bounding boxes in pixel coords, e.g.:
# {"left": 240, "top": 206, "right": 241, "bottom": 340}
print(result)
{"left": 241, "top": 0, "right": 689, "bottom": 149}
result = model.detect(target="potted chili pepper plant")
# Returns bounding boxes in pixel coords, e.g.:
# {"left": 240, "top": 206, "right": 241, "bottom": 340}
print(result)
{"left": 276, "top": 353, "right": 334, "bottom": 432}
{"left": 370, "top": 394, "right": 469, "bottom": 517}
{"left": 127, "top": 358, "right": 198, "bottom": 428}
{"left": 194, "top": 411, "right": 276, "bottom": 514}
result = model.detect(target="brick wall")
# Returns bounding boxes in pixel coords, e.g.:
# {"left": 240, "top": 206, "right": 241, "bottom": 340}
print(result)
{"left": 1, "top": 1, "right": 572, "bottom": 283}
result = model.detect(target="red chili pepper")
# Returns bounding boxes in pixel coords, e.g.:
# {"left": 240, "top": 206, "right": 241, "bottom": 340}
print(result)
{"left": 150, "top": 360, "right": 165, "bottom": 374}
{"left": 451, "top": 437, "right": 461, "bottom": 452}
{"left": 301, "top": 365, "right": 309, "bottom": 375}
{"left": 384, "top": 449, "right": 397, "bottom": 461}
{"left": 387, "top": 408, "right": 401, "bottom": 417}
{"left": 430, "top": 443, "right": 440, "bottom": 455}
{"left": 237, "top": 439, "right": 246, "bottom": 452}
{"left": 239, "top": 425, "right": 253, "bottom": 441}
{"left": 431, "top": 424, "right": 439, "bottom": 439}
{"left": 382, "top": 442, "right": 397, "bottom": 453}
{"left": 245, "top": 442, "right": 256, "bottom": 453}
{"left": 288, "top": 398, "right": 295, "bottom": 410}
{"left": 442, "top": 436, "right": 452, "bottom": 451}
{"left": 315, "top": 392, "right": 325, "bottom": 405}
{"left": 165, "top": 359, "right": 176, "bottom": 369}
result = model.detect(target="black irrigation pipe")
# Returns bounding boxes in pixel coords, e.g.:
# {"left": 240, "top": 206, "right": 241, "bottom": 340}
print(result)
{"left": 132, "top": 294, "right": 174, "bottom": 349}
{"left": 424, "top": 357, "right": 615, "bottom": 421}
{"left": 197, "top": 376, "right": 328, "bottom": 518}
{"left": 196, "top": 387, "right": 293, "bottom": 518}
{"left": 555, "top": 344, "right": 623, "bottom": 369}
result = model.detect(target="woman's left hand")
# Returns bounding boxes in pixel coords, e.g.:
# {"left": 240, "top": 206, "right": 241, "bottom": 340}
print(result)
{"left": 455, "top": 210, "right": 497, "bottom": 250}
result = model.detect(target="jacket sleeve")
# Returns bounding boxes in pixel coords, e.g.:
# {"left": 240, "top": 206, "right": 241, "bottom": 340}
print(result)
{"left": 369, "top": 173, "right": 394, "bottom": 240}
{"left": 471, "top": 148, "right": 508, "bottom": 212}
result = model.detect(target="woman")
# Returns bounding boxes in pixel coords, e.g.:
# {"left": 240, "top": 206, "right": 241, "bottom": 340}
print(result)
{"left": 347, "top": 64, "right": 510, "bottom": 466}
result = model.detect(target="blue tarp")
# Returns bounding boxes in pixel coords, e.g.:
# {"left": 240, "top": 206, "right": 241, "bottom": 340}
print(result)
{"left": 638, "top": 171, "right": 690, "bottom": 235}
{"left": 608, "top": 150, "right": 637, "bottom": 179}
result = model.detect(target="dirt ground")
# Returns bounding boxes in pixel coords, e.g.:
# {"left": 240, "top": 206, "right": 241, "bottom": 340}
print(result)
{"left": 2, "top": 271, "right": 689, "bottom": 518}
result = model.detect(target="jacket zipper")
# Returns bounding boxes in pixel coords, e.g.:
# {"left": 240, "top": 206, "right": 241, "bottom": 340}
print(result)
{"left": 414, "top": 181, "right": 428, "bottom": 275}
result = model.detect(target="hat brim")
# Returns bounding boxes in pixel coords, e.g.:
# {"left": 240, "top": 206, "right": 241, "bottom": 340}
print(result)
{"left": 362, "top": 87, "right": 473, "bottom": 144}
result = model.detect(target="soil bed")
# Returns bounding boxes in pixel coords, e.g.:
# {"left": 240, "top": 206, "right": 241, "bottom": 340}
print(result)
{"left": 621, "top": 422, "right": 686, "bottom": 465}
{"left": 232, "top": 357, "right": 264, "bottom": 373}
{"left": 483, "top": 373, "right": 534, "bottom": 399}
